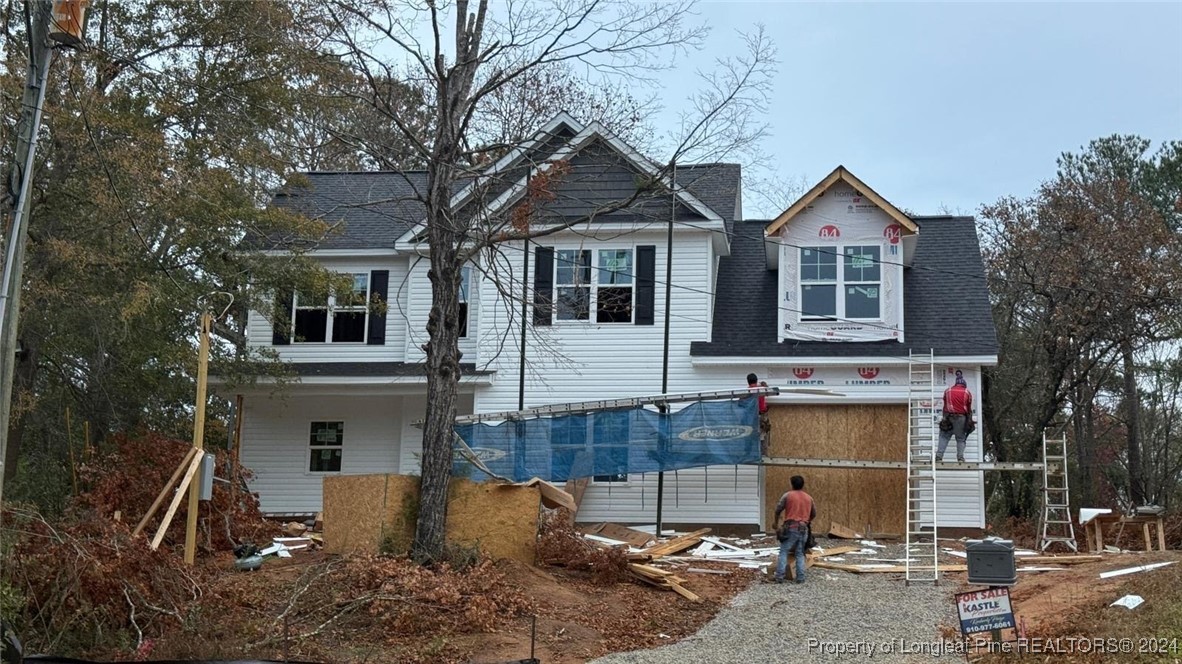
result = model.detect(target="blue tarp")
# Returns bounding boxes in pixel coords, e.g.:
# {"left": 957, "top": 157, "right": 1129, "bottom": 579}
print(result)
{"left": 453, "top": 398, "right": 760, "bottom": 483}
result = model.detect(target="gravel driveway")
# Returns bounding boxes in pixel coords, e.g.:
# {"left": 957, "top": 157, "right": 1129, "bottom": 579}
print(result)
{"left": 592, "top": 549, "right": 964, "bottom": 664}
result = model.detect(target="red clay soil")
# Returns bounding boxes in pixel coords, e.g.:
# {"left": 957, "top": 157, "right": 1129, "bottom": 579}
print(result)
{"left": 460, "top": 560, "right": 757, "bottom": 663}
{"left": 152, "top": 551, "right": 756, "bottom": 664}
{"left": 948, "top": 550, "right": 1182, "bottom": 662}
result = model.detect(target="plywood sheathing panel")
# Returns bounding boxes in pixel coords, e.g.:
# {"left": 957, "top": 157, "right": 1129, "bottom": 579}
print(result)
{"left": 765, "top": 405, "right": 906, "bottom": 535}
{"left": 323, "top": 474, "right": 542, "bottom": 564}
{"left": 323, "top": 474, "right": 389, "bottom": 554}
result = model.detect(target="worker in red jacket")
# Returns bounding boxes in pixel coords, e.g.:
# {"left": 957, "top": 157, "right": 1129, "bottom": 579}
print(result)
{"left": 937, "top": 373, "right": 974, "bottom": 462}
{"left": 747, "top": 373, "right": 771, "bottom": 454}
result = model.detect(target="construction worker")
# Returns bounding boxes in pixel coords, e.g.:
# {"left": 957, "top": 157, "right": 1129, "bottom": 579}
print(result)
{"left": 937, "top": 372, "right": 974, "bottom": 463}
{"left": 773, "top": 475, "right": 815, "bottom": 583}
{"left": 746, "top": 373, "right": 771, "bottom": 454}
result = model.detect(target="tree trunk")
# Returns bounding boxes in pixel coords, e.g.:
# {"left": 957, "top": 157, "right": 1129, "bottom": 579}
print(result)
{"left": 411, "top": 175, "right": 465, "bottom": 563}
{"left": 1122, "top": 340, "right": 1144, "bottom": 505}
{"left": 2, "top": 339, "right": 39, "bottom": 491}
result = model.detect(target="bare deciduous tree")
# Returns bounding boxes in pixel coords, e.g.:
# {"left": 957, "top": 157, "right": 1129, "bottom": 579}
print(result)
{"left": 318, "top": 0, "right": 775, "bottom": 562}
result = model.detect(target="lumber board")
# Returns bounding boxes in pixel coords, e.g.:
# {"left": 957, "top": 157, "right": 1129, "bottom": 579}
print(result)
{"left": 816, "top": 545, "right": 861, "bottom": 558}
{"left": 1018, "top": 555, "right": 1102, "bottom": 565}
{"left": 149, "top": 451, "right": 205, "bottom": 550}
{"left": 133, "top": 447, "right": 199, "bottom": 538}
{"left": 642, "top": 528, "right": 712, "bottom": 557}
{"left": 668, "top": 581, "right": 701, "bottom": 602}
{"left": 828, "top": 523, "right": 863, "bottom": 539}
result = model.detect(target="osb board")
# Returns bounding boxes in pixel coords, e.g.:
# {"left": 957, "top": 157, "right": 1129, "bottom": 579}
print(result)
{"left": 765, "top": 405, "right": 906, "bottom": 535}
{"left": 440, "top": 478, "right": 542, "bottom": 564}
{"left": 323, "top": 474, "right": 389, "bottom": 554}
{"left": 323, "top": 474, "right": 541, "bottom": 564}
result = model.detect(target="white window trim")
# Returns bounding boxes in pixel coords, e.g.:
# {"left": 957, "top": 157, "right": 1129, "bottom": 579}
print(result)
{"left": 307, "top": 420, "right": 344, "bottom": 475}
{"left": 291, "top": 273, "right": 370, "bottom": 344}
{"left": 798, "top": 244, "right": 884, "bottom": 322}
{"left": 553, "top": 246, "right": 636, "bottom": 325}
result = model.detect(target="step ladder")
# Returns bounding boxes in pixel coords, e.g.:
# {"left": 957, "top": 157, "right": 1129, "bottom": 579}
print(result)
{"left": 1038, "top": 429, "right": 1078, "bottom": 552}
{"left": 905, "top": 349, "right": 939, "bottom": 585}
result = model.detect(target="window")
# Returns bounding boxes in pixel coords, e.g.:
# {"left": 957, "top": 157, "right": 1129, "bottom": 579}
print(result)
{"left": 843, "top": 245, "right": 881, "bottom": 319}
{"left": 309, "top": 421, "right": 343, "bottom": 473}
{"left": 592, "top": 473, "right": 628, "bottom": 483}
{"left": 554, "top": 248, "right": 634, "bottom": 323}
{"left": 555, "top": 249, "right": 591, "bottom": 320}
{"left": 800, "top": 246, "right": 837, "bottom": 319}
{"left": 292, "top": 273, "right": 369, "bottom": 343}
{"left": 799, "top": 245, "right": 881, "bottom": 320}
{"left": 596, "top": 249, "right": 633, "bottom": 323}
{"left": 458, "top": 266, "right": 471, "bottom": 338}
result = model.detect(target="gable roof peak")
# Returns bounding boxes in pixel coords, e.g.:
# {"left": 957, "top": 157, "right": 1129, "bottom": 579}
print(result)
{"left": 763, "top": 165, "right": 919, "bottom": 236}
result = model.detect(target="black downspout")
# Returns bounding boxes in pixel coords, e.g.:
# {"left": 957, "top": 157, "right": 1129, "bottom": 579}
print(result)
{"left": 656, "top": 162, "right": 675, "bottom": 535}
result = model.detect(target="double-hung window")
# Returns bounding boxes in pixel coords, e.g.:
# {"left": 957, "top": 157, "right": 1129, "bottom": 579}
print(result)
{"left": 554, "top": 248, "right": 634, "bottom": 323}
{"left": 800, "top": 245, "right": 882, "bottom": 320}
{"left": 292, "top": 273, "right": 369, "bottom": 343}
{"left": 309, "top": 421, "right": 343, "bottom": 473}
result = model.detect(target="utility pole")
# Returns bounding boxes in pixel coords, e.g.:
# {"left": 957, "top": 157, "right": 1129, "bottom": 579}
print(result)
{"left": 0, "top": 0, "right": 56, "bottom": 510}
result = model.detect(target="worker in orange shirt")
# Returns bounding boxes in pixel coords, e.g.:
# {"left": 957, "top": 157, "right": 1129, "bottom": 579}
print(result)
{"left": 937, "top": 373, "right": 974, "bottom": 463}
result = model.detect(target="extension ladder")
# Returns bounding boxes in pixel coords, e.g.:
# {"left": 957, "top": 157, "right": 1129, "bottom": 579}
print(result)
{"left": 1038, "top": 430, "right": 1078, "bottom": 552}
{"left": 905, "top": 350, "right": 939, "bottom": 584}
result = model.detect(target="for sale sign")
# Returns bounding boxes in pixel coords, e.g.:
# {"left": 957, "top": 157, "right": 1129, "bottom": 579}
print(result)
{"left": 955, "top": 587, "right": 1016, "bottom": 635}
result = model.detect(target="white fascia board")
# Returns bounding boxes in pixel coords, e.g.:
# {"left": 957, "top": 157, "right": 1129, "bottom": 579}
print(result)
{"left": 767, "top": 391, "right": 910, "bottom": 405}
{"left": 765, "top": 235, "right": 780, "bottom": 269}
{"left": 257, "top": 248, "right": 400, "bottom": 257}
{"left": 690, "top": 355, "right": 1000, "bottom": 367}
{"left": 209, "top": 373, "right": 495, "bottom": 392}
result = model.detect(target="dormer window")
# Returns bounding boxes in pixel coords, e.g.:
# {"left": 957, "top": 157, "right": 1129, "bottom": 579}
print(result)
{"left": 800, "top": 245, "right": 881, "bottom": 321}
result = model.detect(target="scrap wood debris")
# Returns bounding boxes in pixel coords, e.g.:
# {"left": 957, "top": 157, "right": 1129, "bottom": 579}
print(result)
{"left": 628, "top": 563, "right": 701, "bottom": 602}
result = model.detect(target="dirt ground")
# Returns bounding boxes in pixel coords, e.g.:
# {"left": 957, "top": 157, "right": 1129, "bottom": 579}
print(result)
{"left": 109, "top": 534, "right": 1182, "bottom": 663}
{"left": 192, "top": 549, "right": 758, "bottom": 664}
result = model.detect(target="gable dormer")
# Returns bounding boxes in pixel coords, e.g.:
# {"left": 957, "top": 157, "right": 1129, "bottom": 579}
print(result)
{"left": 763, "top": 167, "right": 918, "bottom": 343}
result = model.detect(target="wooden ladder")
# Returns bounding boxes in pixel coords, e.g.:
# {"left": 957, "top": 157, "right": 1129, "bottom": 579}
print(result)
{"left": 905, "top": 349, "right": 939, "bottom": 585}
{"left": 1039, "top": 430, "right": 1078, "bottom": 552}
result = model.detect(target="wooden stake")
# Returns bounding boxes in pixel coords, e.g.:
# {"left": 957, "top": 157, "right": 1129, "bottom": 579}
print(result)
{"left": 150, "top": 451, "right": 204, "bottom": 550}
{"left": 184, "top": 312, "right": 212, "bottom": 565}
{"left": 64, "top": 406, "right": 77, "bottom": 494}
{"left": 82, "top": 420, "right": 91, "bottom": 460}
{"left": 132, "top": 446, "right": 199, "bottom": 538}
{"left": 229, "top": 393, "right": 244, "bottom": 507}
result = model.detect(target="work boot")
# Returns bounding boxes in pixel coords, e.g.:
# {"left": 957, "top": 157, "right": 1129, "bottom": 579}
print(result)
{"left": 957, "top": 456, "right": 966, "bottom": 463}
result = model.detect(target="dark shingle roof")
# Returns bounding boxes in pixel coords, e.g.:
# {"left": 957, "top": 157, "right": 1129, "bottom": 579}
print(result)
{"left": 262, "top": 155, "right": 740, "bottom": 250}
{"left": 690, "top": 216, "right": 999, "bottom": 358}
{"left": 266, "top": 171, "right": 430, "bottom": 250}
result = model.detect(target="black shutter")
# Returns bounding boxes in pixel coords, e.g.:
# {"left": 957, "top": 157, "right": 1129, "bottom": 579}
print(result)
{"left": 367, "top": 269, "right": 389, "bottom": 345}
{"left": 533, "top": 246, "right": 554, "bottom": 326}
{"left": 635, "top": 245, "right": 656, "bottom": 325}
{"left": 272, "top": 287, "right": 294, "bottom": 345}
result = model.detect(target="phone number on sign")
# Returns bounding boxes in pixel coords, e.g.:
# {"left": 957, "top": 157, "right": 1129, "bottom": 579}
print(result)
{"left": 984, "top": 638, "right": 1180, "bottom": 655}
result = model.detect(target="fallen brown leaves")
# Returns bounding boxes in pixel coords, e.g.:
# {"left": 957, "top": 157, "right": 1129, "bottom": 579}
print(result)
{"left": 536, "top": 509, "right": 631, "bottom": 584}
{"left": 75, "top": 431, "right": 278, "bottom": 551}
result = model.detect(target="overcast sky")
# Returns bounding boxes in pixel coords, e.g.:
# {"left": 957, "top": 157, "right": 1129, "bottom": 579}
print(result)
{"left": 655, "top": 2, "right": 1182, "bottom": 219}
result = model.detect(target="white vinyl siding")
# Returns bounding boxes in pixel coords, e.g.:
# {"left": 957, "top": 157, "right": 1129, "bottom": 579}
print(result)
{"left": 471, "top": 229, "right": 763, "bottom": 525}
{"left": 402, "top": 257, "right": 480, "bottom": 364}
{"left": 239, "top": 395, "right": 402, "bottom": 513}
